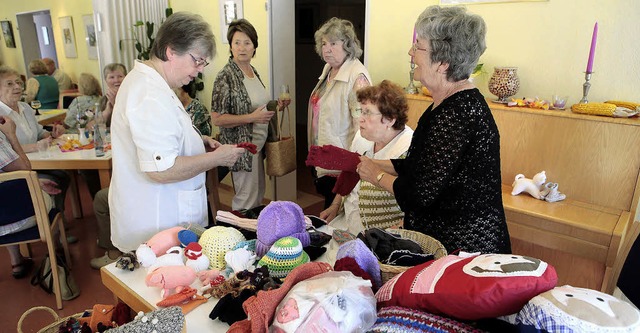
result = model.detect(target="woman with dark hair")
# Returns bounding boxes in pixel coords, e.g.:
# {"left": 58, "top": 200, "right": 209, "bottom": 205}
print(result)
{"left": 356, "top": 6, "right": 511, "bottom": 254}
{"left": 211, "top": 18, "right": 278, "bottom": 210}
{"left": 175, "top": 82, "right": 211, "bottom": 136}
{"left": 110, "top": 12, "right": 244, "bottom": 252}
{"left": 308, "top": 17, "right": 372, "bottom": 208}
{"left": 320, "top": 80, "right": 413, "bottom": 235}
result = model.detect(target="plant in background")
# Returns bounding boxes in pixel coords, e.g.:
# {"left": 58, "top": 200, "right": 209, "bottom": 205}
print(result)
{"left": 132, "top": 7, "right": 173, "bottom": 60}
{"left": 471, "top": 63, "right": 484, "bottom": 78}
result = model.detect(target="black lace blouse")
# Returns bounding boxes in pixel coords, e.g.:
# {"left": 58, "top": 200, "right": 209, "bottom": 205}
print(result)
{"left": 392, "top": 88, "right": 511, "bottom": 254}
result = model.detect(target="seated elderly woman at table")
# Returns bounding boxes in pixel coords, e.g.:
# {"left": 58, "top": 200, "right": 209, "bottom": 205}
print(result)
{"left": 64, "top": 73, "right": 102, "bottom": 130}
{"left": 0, "top": 115, "right": 60, "bottom": 279}
{"left": 110, "top": 12, "right": 244, "bottom": 252}
{"left": 0, "top": 65, "right": 69, "bottom": 216}
{"left": 25, "top": 59, "right": 59, "bottom": 109}
{"left": 356, "top": 6, "right": 511, "bottom": 254}
{"left": 319, "top": 80, "right": 413, "bottom": 235}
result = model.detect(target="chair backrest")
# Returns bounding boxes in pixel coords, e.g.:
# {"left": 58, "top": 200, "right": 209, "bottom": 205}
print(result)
{"left": 0, "top": 170, "right": 48, "bottom": 242}
{"left": 611, "top": 221, "right": 640, "bottom": 307}
{"left": 57, "top": 91, "right": 81, "bottom": 109}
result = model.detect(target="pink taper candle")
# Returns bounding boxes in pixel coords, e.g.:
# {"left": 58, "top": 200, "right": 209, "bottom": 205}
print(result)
{"left": 586, "top": 22, "right": 598, "bottom": 73}
{"left": 411, "top": 27, "right": 417, "bottom": 63}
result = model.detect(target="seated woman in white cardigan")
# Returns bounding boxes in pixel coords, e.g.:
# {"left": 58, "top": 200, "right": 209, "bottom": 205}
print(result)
{"left": 320, "top": 80, "right": 413, "bottom": 235}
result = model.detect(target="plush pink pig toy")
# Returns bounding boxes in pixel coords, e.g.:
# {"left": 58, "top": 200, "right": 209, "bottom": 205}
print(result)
{"left": 145, "top": 265, "right": 197, "bottom": 297}
{"left": 136, "top": 226, "right": 186, "bottom": 268}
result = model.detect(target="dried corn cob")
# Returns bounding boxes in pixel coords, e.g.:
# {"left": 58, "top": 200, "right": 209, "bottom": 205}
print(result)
{"left": 571, "top": 102, "right": 617, "bottom": 117}
{"left": 605, "top": 100, "right": 640, "bottom": 111}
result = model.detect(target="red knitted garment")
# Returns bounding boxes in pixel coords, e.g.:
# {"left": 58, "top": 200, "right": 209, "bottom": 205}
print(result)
{"left": 237, "top": 142, "right": 258, "bottom": 154}
{"left": 334, "top": 257, "right": 374, "bottom": 286}
{"left": 333, "top": 171, "right": 360, "bottom": 196}
{"left": 227, "top": 262, "right": 332, "bottom": 333}
{"left": 306, "top": 145, "right": 360, "bottom": 171}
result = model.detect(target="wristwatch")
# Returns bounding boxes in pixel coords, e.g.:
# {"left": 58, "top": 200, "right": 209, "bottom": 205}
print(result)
{"left": 376, "top": 172, "right": 386, "bottom": 184}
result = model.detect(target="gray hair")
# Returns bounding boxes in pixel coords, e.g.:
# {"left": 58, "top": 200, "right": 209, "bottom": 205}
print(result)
{"left": 0, "top": 65, "right": 19, "bottom": 80}
{"left": 314, "top": 17, "right": 363, "bottom": 60}
{"left": 28, "top": 59, "right": 49, "bottom": 75}
{"left": 103, "top": 63, "right": 127, "bottom": 78}
{"left": 416, "top": 5, "right": 486, "bottom": 81}
{"left": 151, "top": 12, "right": 216, "bottom": 61}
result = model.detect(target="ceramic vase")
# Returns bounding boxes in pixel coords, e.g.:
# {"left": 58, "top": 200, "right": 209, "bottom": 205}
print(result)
{"left": 488, "top": 67, "right": 520, "bottom": 103}
{"left": 78, "top": 127, "right": 89, "bottom": 145}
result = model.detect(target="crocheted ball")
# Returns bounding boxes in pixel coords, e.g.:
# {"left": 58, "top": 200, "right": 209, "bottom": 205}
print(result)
{"left": 199, "top": 226, "right": 246, "bottom": 270}
{"left": 178, "top": 229, "right": 198, "bottom": 247}
{"left": 336, "top": 239, "right": 382, "bottom": 289}
{"left": 258, "top": 236, "right": 310, "bottom": 278}
{"left": 256, "top": 201, "right": 310, "bottom": 258}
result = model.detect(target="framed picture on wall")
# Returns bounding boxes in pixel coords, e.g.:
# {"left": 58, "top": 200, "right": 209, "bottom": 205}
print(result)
{"left": 82, "top": 14, "right": 97, "bottom": 60}
{"left": 59, "top": 16, "right": 77, "bottom": 58}
{"left": 218, "top": 0, "right": 243, "bottom": 44}
{"left": 1, "top": 20, "right": 16, "bottom": 48}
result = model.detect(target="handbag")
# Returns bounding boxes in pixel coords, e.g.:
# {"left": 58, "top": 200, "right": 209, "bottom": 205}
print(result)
{"left": 265, "top": 104, "right": 296, "bottom": 177}
{"left": 31, "top": 254, "right": 80, "bottom": 301}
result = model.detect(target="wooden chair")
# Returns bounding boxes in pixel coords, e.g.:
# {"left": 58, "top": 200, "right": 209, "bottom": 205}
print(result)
{"left": 0, "top": 170, "right": 71, "bottom": 309}
{"left": 608, "top": 220, "right": 640, "bottom": 307}
{"left": 57, "top": 90, "right": 81, "bottom": 109}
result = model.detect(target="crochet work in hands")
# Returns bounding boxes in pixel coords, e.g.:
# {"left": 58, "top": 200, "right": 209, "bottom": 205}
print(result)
{"left": 306, "top": 145, "right": 362, "bottom": 195}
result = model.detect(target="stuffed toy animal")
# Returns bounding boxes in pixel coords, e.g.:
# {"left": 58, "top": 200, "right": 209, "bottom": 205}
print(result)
{"left": 136, "top": 226, "right": 186, "bottom": 268}
{"left": 511, "top": 171, "right": 546, "bottom": 199}
{"left": 185, "top": 242, "right": 210, "bottom": 273}
{"left": 148, "top": 246, "right": 185, "bottom": 272}
{"left": 145, "top": 265, "right": 197, "bottom": 297}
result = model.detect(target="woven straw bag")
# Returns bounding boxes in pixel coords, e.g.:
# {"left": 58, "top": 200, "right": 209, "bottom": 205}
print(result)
{"left": 379, "top": 229, "right": 448, "bottom": 284}
{"left": 18, "top": 306, "right": 89, "bottom": 333}
{"left": 266, "top": 105, "right": 296, "bottom": 177}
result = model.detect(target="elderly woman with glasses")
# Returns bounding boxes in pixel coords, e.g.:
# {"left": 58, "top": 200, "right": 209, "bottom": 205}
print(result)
{"left": 110, "top": 12, "right": 244, "bottom": 252}
{"left": 356, "top": 6, "right": 511, "bottom": 254}
{"left": 320, "top": 80, "right": 413, "bottom": 235}
{"left": 211, "top": 19, "right": 277, "bottom": 211}
{"left": 309, "top": 17, "right": 372, "bottom": 209}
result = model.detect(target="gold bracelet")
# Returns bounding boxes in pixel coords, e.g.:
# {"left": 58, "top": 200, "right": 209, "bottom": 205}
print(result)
{"left": 376, "top": 172, "right": 386, "bottom": 186}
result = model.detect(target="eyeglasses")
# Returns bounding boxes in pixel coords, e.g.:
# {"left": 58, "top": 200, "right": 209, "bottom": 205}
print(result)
{"left": 2, "top": 80, "right": 24, "bottom": 88}
{"left": 411, "top": 43, "right": 428, "bottom": 53}
{"left": 357, "top": 108, "right": 382, "bottom": 118}
{"left": 189, "top": 53, "right": 209, "bottom": 68}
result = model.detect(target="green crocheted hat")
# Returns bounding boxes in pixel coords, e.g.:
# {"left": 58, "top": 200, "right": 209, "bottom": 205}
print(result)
{"left": 258, "top": 236, "right": 310, "bottom": 278}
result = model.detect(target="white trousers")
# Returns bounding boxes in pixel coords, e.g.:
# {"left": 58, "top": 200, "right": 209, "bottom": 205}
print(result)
{"left": 231, "top": 152, "right": 266, "bottom": 210}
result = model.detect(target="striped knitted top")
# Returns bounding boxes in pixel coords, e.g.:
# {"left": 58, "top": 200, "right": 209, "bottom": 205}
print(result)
{"left": 329, "top": 126, "right": 413, "bottom": 235}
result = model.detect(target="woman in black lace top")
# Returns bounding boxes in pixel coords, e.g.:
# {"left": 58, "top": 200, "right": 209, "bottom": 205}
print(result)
{"left": 356, "top": 5, "right": 511, "bottom": 254}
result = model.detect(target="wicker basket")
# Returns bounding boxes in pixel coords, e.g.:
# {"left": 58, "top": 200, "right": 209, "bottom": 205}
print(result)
{"left": 18, "top": 306, "right": 89, "bottom": 333}
{"left": 379, "top": 229, "right": 447, "bottom": 284}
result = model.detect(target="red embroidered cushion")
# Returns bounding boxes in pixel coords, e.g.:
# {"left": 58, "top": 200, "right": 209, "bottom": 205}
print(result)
{"left": 375, "top": 254, "right": 558, "bottom": 320}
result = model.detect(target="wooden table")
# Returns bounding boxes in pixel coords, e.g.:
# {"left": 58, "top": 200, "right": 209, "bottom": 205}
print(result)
{"left": 36, "top": 109, "right": 66, "bottom": 125}
{"left": 27, "top": 149, "right": 112, "bottom": 218}
{"left": 100, "top": 225, "right": 337, "bottom": 332}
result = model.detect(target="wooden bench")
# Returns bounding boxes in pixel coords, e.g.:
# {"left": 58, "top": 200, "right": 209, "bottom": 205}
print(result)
{"left": 406, "top": 93, "right": 640, "bottom": 291}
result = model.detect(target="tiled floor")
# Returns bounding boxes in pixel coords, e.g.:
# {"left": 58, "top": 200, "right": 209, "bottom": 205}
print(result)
{"left": 3, "top": 176, "right": 323, "bottom": 332}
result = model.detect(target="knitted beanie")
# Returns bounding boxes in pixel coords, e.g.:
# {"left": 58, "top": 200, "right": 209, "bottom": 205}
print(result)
{"left": 199, "top": 226, "right": 246, "bottom": 270}
{"left": 256, "top": 201, "right": 310, "bottom": 258}
{"left": 336, "top": 239, "right": 382, "bottom": 289}
{"left": 258, "top": 237, "right": 310, "bottom": 278}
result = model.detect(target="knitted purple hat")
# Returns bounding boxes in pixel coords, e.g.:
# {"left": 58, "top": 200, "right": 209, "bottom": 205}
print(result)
{"left": 256, "top": 201, "right": 310, "bottom": 258}
{"left": 336, "top": 239, "right": 382, "bottom": 289}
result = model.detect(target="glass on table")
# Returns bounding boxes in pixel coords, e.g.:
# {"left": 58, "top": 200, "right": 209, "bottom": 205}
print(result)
{"left": 30, "top": 100, "right": 42, "bottom": 116}
{"left": 37, "top": 139, "right": 51, "bottom": 158}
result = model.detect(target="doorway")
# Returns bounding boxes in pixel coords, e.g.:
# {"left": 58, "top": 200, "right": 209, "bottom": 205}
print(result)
{"left": 16, "top": 10, "right": 59, "bottom": 79}
{"left": 294, "top": 0, "right": 366, "bottom": 195}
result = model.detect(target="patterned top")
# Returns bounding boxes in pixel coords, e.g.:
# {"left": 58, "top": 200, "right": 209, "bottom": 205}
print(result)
{"left": 392, "top": 88, "right": 511, "bottom": 254}
{"left": 0, "top": 136, "right": 18, "bottom": 169}
{"left": 65, "top": 95, "right": 100, "bottom": 129}
{"left": 211, "top": 58, "right": 265, "bottom": 172}
{"left": 186, "top": 98, "right": 211, "bottom": 136}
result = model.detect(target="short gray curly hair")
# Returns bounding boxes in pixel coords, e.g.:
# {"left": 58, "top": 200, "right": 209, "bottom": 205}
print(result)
{"left": 151, "top": 12, "right": 216, "bottom": 61}
{"left": 314, "top": 17, "right": 363, "bottom": 60}
{"left": 416, "top": 5, "right": 486, "bottom": 81}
